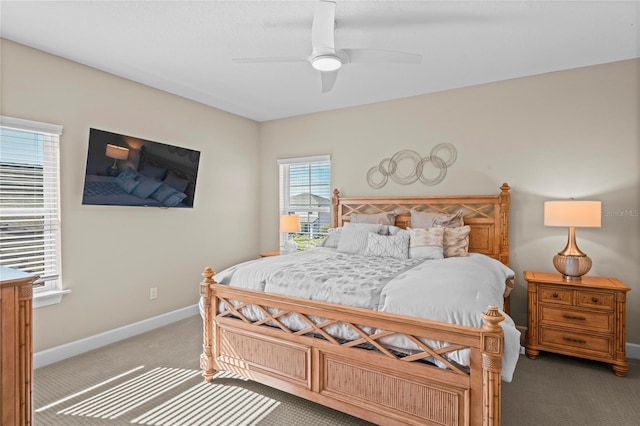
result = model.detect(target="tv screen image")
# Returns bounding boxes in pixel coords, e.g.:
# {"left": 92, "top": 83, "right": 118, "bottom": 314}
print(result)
{"left": 82, "top": 128, "right": 200, "bottom": 208}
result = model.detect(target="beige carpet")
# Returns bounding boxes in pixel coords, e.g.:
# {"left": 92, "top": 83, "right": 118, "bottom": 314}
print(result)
{"left": 33, "top": 315, "right": 640, "bottom": 425}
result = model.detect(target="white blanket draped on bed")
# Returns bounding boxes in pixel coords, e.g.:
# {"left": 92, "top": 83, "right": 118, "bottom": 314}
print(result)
{"left": 206, "top": 248, "right": 521, "bottom": 382}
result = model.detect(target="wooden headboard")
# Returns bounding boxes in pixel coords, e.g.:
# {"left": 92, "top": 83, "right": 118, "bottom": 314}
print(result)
{"left": 332, "top": 183, "right": 511, "bottom": 267}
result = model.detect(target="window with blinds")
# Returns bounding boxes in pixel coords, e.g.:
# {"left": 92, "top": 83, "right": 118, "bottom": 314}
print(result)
{"left": 0, "top": 116, "right": 62, "bottom": 290}
{"left": 278, "top": 155, "right": 331, "bottom": 250}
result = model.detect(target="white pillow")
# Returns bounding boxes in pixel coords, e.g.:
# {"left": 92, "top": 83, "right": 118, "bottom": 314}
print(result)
{"left": 336, "top": 223, "right": 383, "bottom": 255}
{"left": 350, "top": 212, "right": 396, "bottom": 225}
{"left": 365, "top": 232, "right": 410, "bottom": 260}
{"left": 320, "top": 228, "right": 342, "bottom": 248}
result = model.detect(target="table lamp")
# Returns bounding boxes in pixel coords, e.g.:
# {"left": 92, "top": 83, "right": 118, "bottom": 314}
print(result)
{"left": 544, "top": 200, "right": 601, "bottom": 281}
{"left": 280, "top": 214, "right": 300, "bottom": 254}
{"left": 105, "top": 144, "right": 129, "bottom": 176}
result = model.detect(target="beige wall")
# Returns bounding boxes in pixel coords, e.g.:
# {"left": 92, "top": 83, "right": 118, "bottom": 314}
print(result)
{"left": 259, "top": 59, "right": 640, "bottom": 344}
{"left": 3, "top": 38, "right": 638, "bottom": 351}
{"left": 1, "top": 39, "right": 261, "bottom": 352}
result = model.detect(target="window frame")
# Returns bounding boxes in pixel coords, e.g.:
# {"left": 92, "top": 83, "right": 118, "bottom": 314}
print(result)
{"left": 0, "top": 116, "right": 68, "bottom": 307}
{"left": 278, "top": 155, "right": 331, "bottom": 251}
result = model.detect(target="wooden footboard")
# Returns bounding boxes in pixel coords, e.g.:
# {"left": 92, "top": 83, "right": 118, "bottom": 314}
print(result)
{"left": 200, "top": 267, "right": 505, "bottom": 426}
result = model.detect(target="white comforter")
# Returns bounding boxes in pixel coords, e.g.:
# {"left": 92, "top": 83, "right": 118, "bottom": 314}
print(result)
{"left": 208, "top": 248, "right": 520, "bottom": 382}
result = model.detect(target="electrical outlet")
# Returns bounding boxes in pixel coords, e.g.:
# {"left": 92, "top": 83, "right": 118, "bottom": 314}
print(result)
{"left": 150, "top": 287, "right": 158, "bottom": 300}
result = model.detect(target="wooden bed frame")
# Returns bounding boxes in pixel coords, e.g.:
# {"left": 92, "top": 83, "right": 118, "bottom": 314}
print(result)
{"left": 199, "top": 183, "right": 512, "bottom": 426}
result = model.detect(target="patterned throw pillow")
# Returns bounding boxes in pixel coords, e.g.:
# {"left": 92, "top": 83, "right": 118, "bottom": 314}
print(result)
{"left": 408, "top": 227, "right": 444, "bottom": 259}
{"left": 152, "top": 183, "right": 179, "bottom": 203}
{"left": 163, "top": 192, "right": 187, "bottom": 207}
{"left": 116, "top": 177, "right": 141, "bottom": 194}
{"left": 114, "top": 167, "right": 139, "bottom": 185}
{"left": 443, "top": 225, "right": 471, "bottom": 257}
{"left": 410, "top": 209, "right": 464, "bottom": 228}
{"left": 132, "top": 177, "right": 162, "bottom": 199}
{"left": 365, "top": 232, "right": 410, "bottom": 260}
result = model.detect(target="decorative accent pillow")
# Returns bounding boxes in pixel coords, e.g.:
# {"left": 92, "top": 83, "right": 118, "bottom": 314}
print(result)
{"left": 336, "top": 223, "right": 384, "bottom": 255}
{"left": 114, "top": 167, "right": 139, "bottom": 185}
{"left": 162, "top": 191, "right": 187, "bottom": 207}
{"left": 116, "top": 177, "right": 141, "bottom": 194}
{"left": 152, "top": 183, "right": 177, "bottom": 202}
{"left": 141, "top": 163, "right": 167, "bottom": 180}
{"left": 443, "top": 225, "right": 471, "bottom": 257}
{"left": 365, "top": 231, "right": 410, "bottom": 260}
{"left": 163, "top": 171, "right": 189, "bottom": 193}
{"left": 351, "top": 212, "right": 396, "bottom": 225}
{"left": 408, "top": 227, "right": 444, "bottom": 259}
{"left": 410, "top": 209, "right": 464, "bottom": 228}
{"left": 320, "top": 228, "right": 342, "bottom": 248}
{"left": 132, "top": 177, "right": 163, "bottom": 199}
{"left": 388, "top": 225, "right": 404, "bottom": 236}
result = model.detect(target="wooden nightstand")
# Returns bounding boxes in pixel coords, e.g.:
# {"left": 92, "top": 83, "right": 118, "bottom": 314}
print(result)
{"left": 524, "top": 271, "right": 630, "bottom": 377}
{"left": 259, "top": 250, "right": 280, "bottom": 257}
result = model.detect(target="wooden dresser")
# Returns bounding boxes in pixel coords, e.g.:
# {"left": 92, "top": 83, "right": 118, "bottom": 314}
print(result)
{"left": 1, "top": 267, "right": 37, "bottom": 426}
{"left": 524, "top": 271, "right": 630, "bottom": 377}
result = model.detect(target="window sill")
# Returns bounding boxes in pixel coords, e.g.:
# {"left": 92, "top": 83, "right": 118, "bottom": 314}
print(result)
{"left": 33, "top": 289, "right": 71, "bottom": 309}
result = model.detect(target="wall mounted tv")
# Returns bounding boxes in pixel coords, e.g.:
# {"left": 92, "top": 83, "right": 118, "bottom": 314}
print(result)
{"left": 82, "top": 128, "right": 200, "bottom": 208}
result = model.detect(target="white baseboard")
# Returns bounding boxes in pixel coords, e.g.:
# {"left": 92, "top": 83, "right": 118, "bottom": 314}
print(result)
{"left": 627, "top": 342, "right": 640, "bottom": 360}
{"left": 34, "top": 304, "right": 199, "bottom": 369}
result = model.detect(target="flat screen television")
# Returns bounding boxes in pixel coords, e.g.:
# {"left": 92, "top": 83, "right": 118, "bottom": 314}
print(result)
{"left": 82, "top": 128, "right": 200, "bottom": 208}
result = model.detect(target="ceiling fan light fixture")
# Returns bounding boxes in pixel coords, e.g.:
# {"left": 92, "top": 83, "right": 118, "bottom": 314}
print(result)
{"left": 311, "top": 55, "right": 342, "bottom": 71}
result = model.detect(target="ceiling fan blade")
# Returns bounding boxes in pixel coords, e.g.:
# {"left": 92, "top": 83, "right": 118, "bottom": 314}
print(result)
{"left": 312, "top": 0, "right": 337, "bottom": 53}
{"left": 320, "top": 70, "right": 339, "bottom": 93}
{"left": 342, "top": 48, "right": 422, "bottom": 64}
{"left": 233, "top": 56, "right": 309, "bottom": 64}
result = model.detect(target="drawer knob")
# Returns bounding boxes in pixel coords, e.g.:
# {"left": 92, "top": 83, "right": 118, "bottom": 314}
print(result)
{"left": 552, "top": 292, "right": 559, "bottom": 298}
{"left": 563, "top": 314, "right": 586, "bottom": 321}
{"left": 591, "top": 297, "right": 599, "bottom": 303}
{"left": 563, "top": 337, "right": 587, "bottom": 344}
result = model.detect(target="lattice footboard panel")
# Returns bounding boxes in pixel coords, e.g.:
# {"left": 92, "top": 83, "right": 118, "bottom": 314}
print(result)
{"left": 202, "top": 284, "right": 505, "bottom": 426}
{"left": 216, "top": 291, "right": 475, "bottom": 377}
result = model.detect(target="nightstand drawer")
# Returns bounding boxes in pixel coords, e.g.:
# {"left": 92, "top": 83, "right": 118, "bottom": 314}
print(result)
{"left": 539, "top": 286, "right": 572, "bottom": 305}
{"left": 540, "top": 327, "right": 612, "bottom": 357}
{"left": 539, "top": 306, "right": 612, "bottom": 332}
{"left": 576, "top": 291, "right": 614, "bottom": 310}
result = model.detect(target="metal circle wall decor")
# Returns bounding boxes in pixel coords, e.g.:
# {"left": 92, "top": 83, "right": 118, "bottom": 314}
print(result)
{"left": 366, "top": 143, "right": 457, "bottom": 189}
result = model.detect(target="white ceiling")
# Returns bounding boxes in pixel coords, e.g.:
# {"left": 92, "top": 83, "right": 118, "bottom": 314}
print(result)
{"left": 1, "top": 1, "right": 639, "bottom": 122}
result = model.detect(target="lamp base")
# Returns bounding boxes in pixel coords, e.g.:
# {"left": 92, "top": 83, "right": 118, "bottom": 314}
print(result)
{"left": 553, "top": 253, "right": 592, "bottom": 281}
{"left": 280, "top": 238, "right": 297, "bottom": 255}
{"left": 107, "top": 166, "right": 120, "bottom": 177}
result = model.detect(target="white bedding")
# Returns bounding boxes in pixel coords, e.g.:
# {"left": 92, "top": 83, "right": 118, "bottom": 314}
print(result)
{"left": 206, "top": 248, "right": 520, "bottom": 382}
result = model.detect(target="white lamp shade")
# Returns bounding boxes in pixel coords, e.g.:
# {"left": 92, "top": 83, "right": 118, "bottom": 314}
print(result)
{"left": 280, "top": 215, "right": 301, "bottom": 233}
{"left": 105, "top": 144, "right": 130, "bottom": 160}
{"left": 544, "top": 201, "right": 601, "bottom": 228}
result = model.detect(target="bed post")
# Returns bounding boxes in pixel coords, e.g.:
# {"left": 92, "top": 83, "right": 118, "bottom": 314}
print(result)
{"left": 332, "top": 189, "right": 341, "bottom": 228}
{"left": 498, "top": 183, "right": 511, "bottom": 267}
{"left": 481, "top": 305, "right": 505, "bottom": 426}
{"left": 200, "top": 266, "right": 217, "bottom": 382}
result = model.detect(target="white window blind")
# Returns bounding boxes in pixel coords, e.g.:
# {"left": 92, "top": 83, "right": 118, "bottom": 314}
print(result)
{"left": 278, "top": 155, "right": 331, "bottom": 250}
{"left": 0, "top": 116, "right": 62, "bottom": 289}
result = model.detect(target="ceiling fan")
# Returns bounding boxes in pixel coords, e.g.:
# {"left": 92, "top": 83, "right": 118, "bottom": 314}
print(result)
{"left": 233, "top": 0, "right": 422, "bottom": 93}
